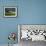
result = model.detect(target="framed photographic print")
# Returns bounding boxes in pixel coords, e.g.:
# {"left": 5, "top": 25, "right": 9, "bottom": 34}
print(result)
{"left": 4, "top": 7, "right": 17, "bottom": 17}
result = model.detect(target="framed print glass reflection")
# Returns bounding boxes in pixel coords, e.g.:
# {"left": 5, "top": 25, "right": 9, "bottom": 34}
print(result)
{"left": 4, "top": 7, "right": 17, "bottom": 17}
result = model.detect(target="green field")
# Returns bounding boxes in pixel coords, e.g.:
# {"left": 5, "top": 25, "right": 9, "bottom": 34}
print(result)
{"left": 5, "top": 12, "right": 16, "bottom": 16}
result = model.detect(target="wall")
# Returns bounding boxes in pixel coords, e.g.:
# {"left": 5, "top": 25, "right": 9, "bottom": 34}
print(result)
{"left": 18, "top": 0, "right": 46, "bottom": 24}
{"left": 0, "top": 0, "right": 18, "bottom": 44}
{"left": 0, "top": 0, "right": 46, "bottom": 44}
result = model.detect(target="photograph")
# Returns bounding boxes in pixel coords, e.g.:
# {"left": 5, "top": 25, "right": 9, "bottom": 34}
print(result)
{"left": 4, "top": 7, "right": 17, "bottom": 17}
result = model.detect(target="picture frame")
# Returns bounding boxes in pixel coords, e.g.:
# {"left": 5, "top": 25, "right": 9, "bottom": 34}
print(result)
{"left": 4, "top": 7, "right": 17, "bottom": 17}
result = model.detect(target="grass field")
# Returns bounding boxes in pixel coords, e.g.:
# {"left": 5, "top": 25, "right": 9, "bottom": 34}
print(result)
{"left": 5, "top": 12, "right": 16, "bottom": 16}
